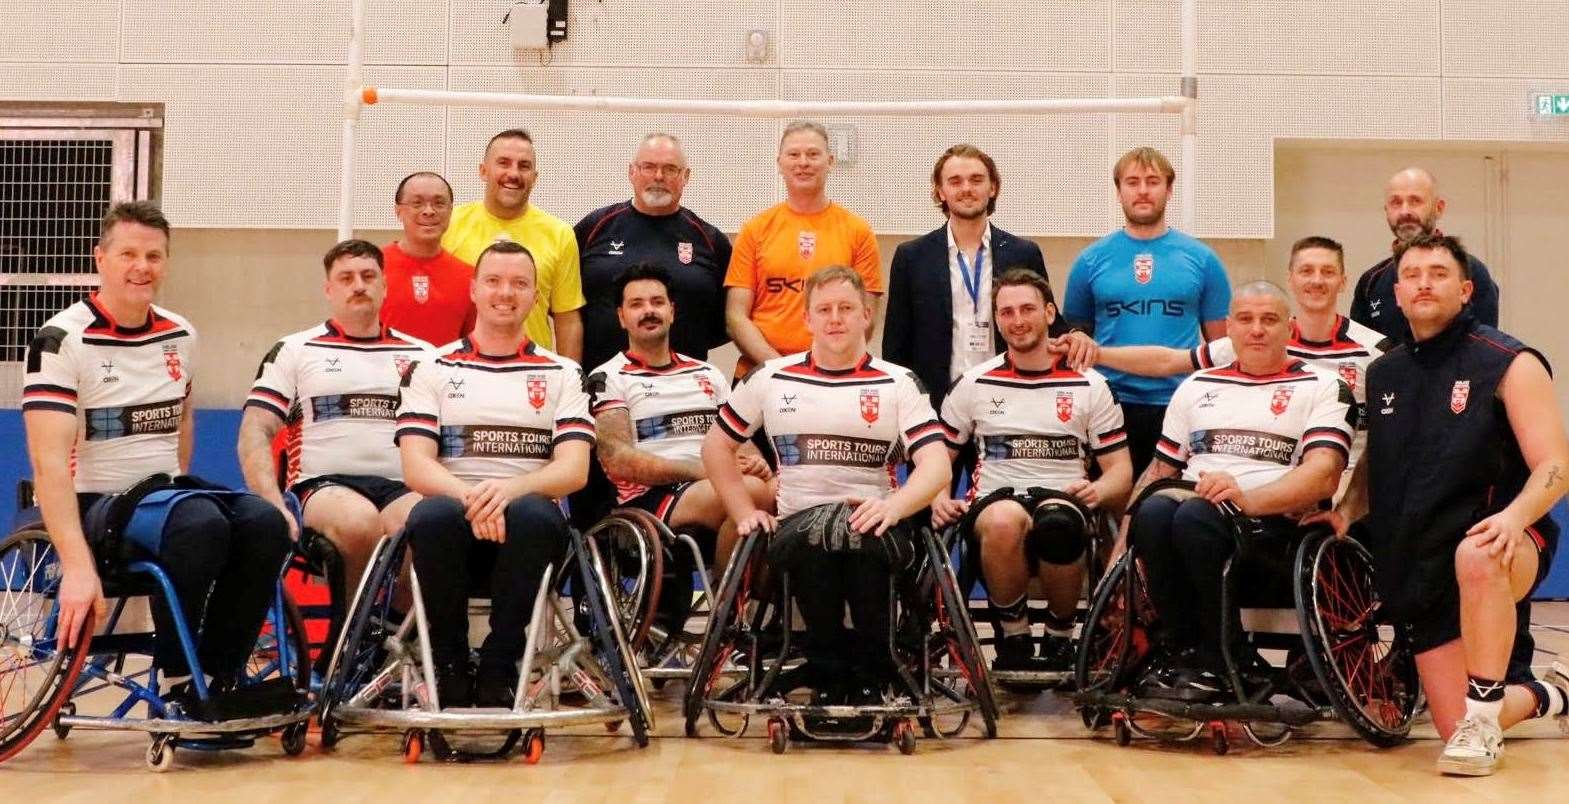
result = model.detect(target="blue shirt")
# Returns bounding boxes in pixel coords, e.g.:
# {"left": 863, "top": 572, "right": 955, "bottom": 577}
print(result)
{"left": 1063, "top": 229, "right": 1230, "bottom": 405}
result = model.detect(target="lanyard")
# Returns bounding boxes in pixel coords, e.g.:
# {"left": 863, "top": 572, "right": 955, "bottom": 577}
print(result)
{"left": 957, "top": 244, "right": 987, "bottom": 316}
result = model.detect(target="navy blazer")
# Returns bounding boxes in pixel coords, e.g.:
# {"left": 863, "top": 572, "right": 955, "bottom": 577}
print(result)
{"left": 883, "top": 222, "right": 1048, "bottom": 409}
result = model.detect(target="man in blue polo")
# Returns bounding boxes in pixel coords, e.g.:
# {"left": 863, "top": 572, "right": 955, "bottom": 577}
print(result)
{"left": 1063, "top": 147, "right": 1230, "bottom": 474}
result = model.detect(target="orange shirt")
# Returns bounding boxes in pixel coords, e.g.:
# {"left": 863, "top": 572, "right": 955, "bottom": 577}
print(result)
{"left": 380, "top": 243, "right": 475, "bottom": 348}
{"left": 724, "top": 202, "right": 881, "bottom": 375}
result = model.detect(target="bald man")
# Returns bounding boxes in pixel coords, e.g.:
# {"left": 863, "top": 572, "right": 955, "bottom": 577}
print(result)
{"left": 1350, "top": 168, "right": 1499, "bottom": 342}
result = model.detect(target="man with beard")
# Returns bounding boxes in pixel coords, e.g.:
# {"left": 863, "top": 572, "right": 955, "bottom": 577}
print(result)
{"left": 1063, "top": 147, "right": 1231, "bottom": 475}
{"left": 883, "top": 144, "right": 1052, "bottom": 411}
{"left": 1350, "top": 168, "right": 1499, "bottom": 343}
{"left": 575, "top": 134, "right": 731, "bottom": 374}
{"left": 587, "top": 264, "right": 774, "bottom": 633}
{"left": 443, "top": 129, "right": 584, "bottom": 360}
{"left": 932, "top": 269, "right": 1132, "bottom": 674}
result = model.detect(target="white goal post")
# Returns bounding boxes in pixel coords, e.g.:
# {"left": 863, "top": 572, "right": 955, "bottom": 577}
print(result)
{"left": 336, "top": 0, "right": 1198, "bottom": 241}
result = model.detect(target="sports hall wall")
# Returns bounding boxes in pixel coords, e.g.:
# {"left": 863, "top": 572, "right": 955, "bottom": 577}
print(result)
{"left": 4, "top": 3, "right": 1569, "bottom": 587}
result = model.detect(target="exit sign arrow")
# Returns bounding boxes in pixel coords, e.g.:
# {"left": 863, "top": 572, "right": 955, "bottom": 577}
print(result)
{"left": 1532, "top": 92, "right": 1569, "bottom": 117}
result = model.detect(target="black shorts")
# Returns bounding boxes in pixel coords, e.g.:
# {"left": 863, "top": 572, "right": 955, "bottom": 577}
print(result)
{"left": 1403, "top": 526, "right": 1558, "bottom": 657}
{"left": 623, "top": 482, "right": 696, "bottom": 525}
{"left": 291, "top": 474, "right": 411, "bottom": 511}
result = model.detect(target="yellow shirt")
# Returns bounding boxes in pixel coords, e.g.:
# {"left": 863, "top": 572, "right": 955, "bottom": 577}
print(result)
{"left": 442, "top": 201, "right": 585, "bottom": 349}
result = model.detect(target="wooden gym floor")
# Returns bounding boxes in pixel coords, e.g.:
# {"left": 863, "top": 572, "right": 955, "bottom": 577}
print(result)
{"left": 6, "top": 603, "right": 1567, "bottom": 802}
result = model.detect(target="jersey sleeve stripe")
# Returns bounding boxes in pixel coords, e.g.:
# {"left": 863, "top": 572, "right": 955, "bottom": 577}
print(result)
{"left": 1303, "top": 426, "right": 1351, "bottom": 447}
{"left": 907, "top": 431, "right": 946, "bottom": 454}
{"left": 1191, "top": 345, "right": 1210, "bottom": 370}
{"left": 716, "top": 404, "right": 750, "bottom": 440}
{"left": 22, "top": 383, "right": 77, "bottom": 400}
{"left": 397, "top": 412, "right": 438, "bottom": 425}
{"left": 248, "top": 386, "right": 289, "bottom": 406}
{"left": 1153, "top": 449, "right": 1186, "bottom": 470}
{"left": 1302, "top": 440, "right": 1350, "bottom": 463}
{"left": 903, "top": 420, "right": 944, "bottom": 441}
{"left": 242, "top": 397, "right": 289, "bottom": 419}
{"left": 555, "top": 419, "right": 597, "bottom": 438}
{"left": 21, "top": 399, "right": 76, "bottom": 415}
{"left": 1155, "top": 436, "right": 1185, "bottom": 462}
{"left": 552, "top": 430, "right": 596, "bottom": 446}
{"left": 394, "top": 426, "right": 438, "bottom": 443}
{"left": 591, "top": 399, "right": 627, "bottom": 414}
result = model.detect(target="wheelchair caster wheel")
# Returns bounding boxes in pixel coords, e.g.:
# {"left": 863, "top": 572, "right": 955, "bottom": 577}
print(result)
{"left": 1080, "top": 705, "right": 1110, "bottom": 731}
{"left": 53, "top": 702, "right": 76, "bottom": 740}
{"left": 604, "top": 720, "right": 622, "bottom": 733}
{"left": 401, "top": 730, "right": 424, "bottom": 764}
{"left": 281, "top": 722, "right": 308, "bottom": 756}
{"left": 147, "top": 735, "right": 176, "bottom": 772}
{"left": 522, "top": 729, "right": 545, "bottom": 764}
{"left": 320, "top": 715, "right": 341, "bottom": 750}
{"left": 767, "top": 719, "right": 788, "bottom": 754}
{"left": 1112, "top": 712, "right": 1131, "bottom": 747}
{"left": 894, "top": 721, "right": 917, "bottom": 755}
{"left": 1209, "top": 722, "right": 1229, "bottom": 756}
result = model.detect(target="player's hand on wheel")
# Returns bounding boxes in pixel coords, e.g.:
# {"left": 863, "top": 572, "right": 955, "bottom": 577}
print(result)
{"left": 57, "top": 563, "right": 104, "bottom": 650}
{"left": 931, "top": 497, "right": 969, "bottom": 529}
{"left": 736, "top": 509, "right": 776, "bottom": 537}
{"left": 1195, "top": 470, "right": 1245, "bottom": 511}
{"left": 1299, "top": 509, "right": 1350, "bottom": 539}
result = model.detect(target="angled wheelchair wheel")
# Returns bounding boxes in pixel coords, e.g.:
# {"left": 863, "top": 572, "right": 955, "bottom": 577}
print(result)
{"left": 0, "top": 530, "right": 95, "bottom": 764}
{"left": 924, "top": 528, "right": 998, "bottom": 738}
{"left": 319, "top": 531, "right": 407, "bottom": 722}
{"left": 582, "top": 510, "right": 664, "bottom": 652}
{"left": 574, "top": 530, "right": 653, "bottom": 747}
{"left": 245, "top": 591, "right": 311, "bottom": 693}
{"left": 1073, "top": 551, "right": 1156, "bottom": 730}
{"left": 1294, "top": 530, "right": 1419, "bottom": 748}
{"left": 683, "top": 527, "right": 765, "bottom": 736}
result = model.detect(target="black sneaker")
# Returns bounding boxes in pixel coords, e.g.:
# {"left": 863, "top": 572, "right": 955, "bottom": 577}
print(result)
{"left": 435, "top": 661, "right": 474, "bottom": 710}
{"left": 992, "top": 633, "right": 1050, "bottom": 673}
{"left": 1037, "top": 635, "right": 1077, "bottom": 673}
{"left": 1173, "top": 667, "right": 1228, "bottom": 702}
{"left": 475, "top": 661, "right": 519, "bottom": 709}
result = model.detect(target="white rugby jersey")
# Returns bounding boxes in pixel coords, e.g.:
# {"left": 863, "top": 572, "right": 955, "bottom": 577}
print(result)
{"left": 394, "top": 338, "right": 595, "bottom": 484}
{"left": 940, "top": 354, "right": 1127, "bottom": 499}
{"left": 1155, "top": 360, "right": 1354, "bottom": 491}
{"left": 588, "top": 351, "right": 729, "bottom": 503}
{"left": 716, "top": 352, "right": 945, "bottom": 518}
{"left": 22, "top": 295, "right": 196, "bottom": 494}
{"left": 246, "top": 321, "right": 433, "bottom": 486}
{"left": 1191, "top": 315, "right": 1384, "bottom": 469}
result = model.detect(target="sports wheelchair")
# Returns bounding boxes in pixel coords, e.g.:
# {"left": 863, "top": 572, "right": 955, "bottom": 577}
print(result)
{"left": 1072, "top": 480, "right": 1420, "bottom": 754}
{"left": 946, "top": 487, "right": 1116, "bottom": 689}
{"left": 0, "top": 484, "right": 313, "bottom": 771}
{"left": 582, "top": 506, "right": 719, "bottom": 686}
{"left": 316, "top": 521, "right": 652, "bottom": 763}
{"left": 682, "top": 506, "right": 999, "bottom": 755}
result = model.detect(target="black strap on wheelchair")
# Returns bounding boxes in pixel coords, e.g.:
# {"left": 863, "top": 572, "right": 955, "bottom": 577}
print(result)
{"left": 81, "top": 473, "right": 230, "bottom": 563}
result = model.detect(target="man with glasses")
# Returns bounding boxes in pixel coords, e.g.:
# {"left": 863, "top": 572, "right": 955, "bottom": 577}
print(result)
{"left": 574, "top": 133, "right": 731, "bottom": 374}
{"left": 382, "top": 171, "right": 475, "bottom": 347}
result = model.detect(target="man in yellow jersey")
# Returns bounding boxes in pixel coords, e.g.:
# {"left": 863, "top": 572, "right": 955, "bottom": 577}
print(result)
{"left": 724, "top": 121, "right": 881, "bottom": 377}
{"left": 443, "top": 128, "right": 585, "bottom": 360}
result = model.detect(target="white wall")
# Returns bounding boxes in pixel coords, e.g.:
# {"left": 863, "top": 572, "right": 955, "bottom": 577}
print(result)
{"left": 6, "top": 2, "right": 1569, "bottom": 238}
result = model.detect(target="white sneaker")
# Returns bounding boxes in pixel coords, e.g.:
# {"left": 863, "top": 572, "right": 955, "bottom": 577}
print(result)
{"left": 1546, "top": 661, "right": 1569, "bottom": 736}
{"left": 1437, "top": 714, "right": 1503, "bottom": 776}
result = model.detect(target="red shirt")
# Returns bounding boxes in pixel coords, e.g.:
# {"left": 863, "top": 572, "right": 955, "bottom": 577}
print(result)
{"left": 380, "top": 242, "right": 475, "bottom": 347}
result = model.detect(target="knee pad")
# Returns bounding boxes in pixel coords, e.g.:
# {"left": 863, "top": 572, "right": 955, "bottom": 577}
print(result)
{"left": 1026, "top": 495, "right": 1089, "bottom": 565}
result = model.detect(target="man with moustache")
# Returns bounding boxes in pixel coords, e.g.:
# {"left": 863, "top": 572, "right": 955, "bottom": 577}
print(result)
{"left": 725, "top": 121, "right": 881, "bottom": 378}
{"left": 381, "top": 171, "right": 475, "bottom": 348}
{"left": 1064, "top": 147, "right": 1231, "bottom": 475}
{"left": 576, "top": 133, "right": 731, "bottom": 374}
{"left": 239, "top": 239, "right": 432, "bottom": 606}
{"left": 1318, "top": 234, "right": 1568, "bottom": 776}
{"left": 884, "top": 144, "right": 1052, "bottom": 411}
{"left": 932, "top": 269, "right": 1132, "bottom": 674}
{"left": 1351, "top": 168, "right": 1499, "bottom": 343}
{"left": 444, "top": 129, "right": 584, "bottom": 360}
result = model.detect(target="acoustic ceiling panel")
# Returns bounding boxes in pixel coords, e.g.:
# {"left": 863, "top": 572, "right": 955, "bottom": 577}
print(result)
{"left": 0, "top": 64, "right": 119, "bottom": 101}
{"left": 448, "top": 0, "right": 778, "bottom": 67}
{"left": 0, "top": 1, "right": 121, "bottom": 63}
{"left": 1442, "top": 1, "right": 1569, "bottom": 79}
{"left": 121, "top": 1, "right": 448, "bottom": 65}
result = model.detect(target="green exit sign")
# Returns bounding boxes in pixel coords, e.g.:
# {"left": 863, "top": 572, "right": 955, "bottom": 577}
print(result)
{"left": 1533, "top": 93, "right": 1569, "bottom": 117}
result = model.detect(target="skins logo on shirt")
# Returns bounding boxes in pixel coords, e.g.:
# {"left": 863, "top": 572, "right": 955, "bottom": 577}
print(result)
{"left": 1133, "top": 253, "right": 1155, "bottom": 285}
{"left": 677, "top": 242, "right": 694, "bottom": 265}
{"left": 1269, "top": 386, "right": 1294, "bottom": 416}
{"left": 1450, "top": 380, "right": 1470, "bottom": 415}
{"left": 1056, "top": 391, "right": 1074, "bottom": 423}
{"left": 859, "top": 388, "right": 880, "bottom": 424}
{"left": 412, "top": 274, "right": 430, "bottom": 303}
{"left": 1338, "top": 362, "right": 1358, "bottom": 387}
{"left": 798, "top": 231, "right": 816, "bottom": 260}
{"left": 162, "top": 344, "right": 183, "bottom": 381}
{"left": 527, "top": 374, "right": 548, "bottom": 410}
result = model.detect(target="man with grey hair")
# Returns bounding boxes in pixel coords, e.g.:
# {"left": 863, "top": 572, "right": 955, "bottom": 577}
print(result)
{"left": 1121, "top": 280, "right": 1355, "bottom": 701}
{"left": 1351, "top": 167, "right": 1499, "bottom": 343}
{"left": 575, "top": 133, "right": 732, "bottom": 374}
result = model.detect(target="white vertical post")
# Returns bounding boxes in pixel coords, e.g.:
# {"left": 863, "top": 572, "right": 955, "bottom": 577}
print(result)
{"left": 338, "top": 0, "right": 368, "bottom": 241}
{"left": 1179, "top": 0, "right": 1198, "bottom": 232}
